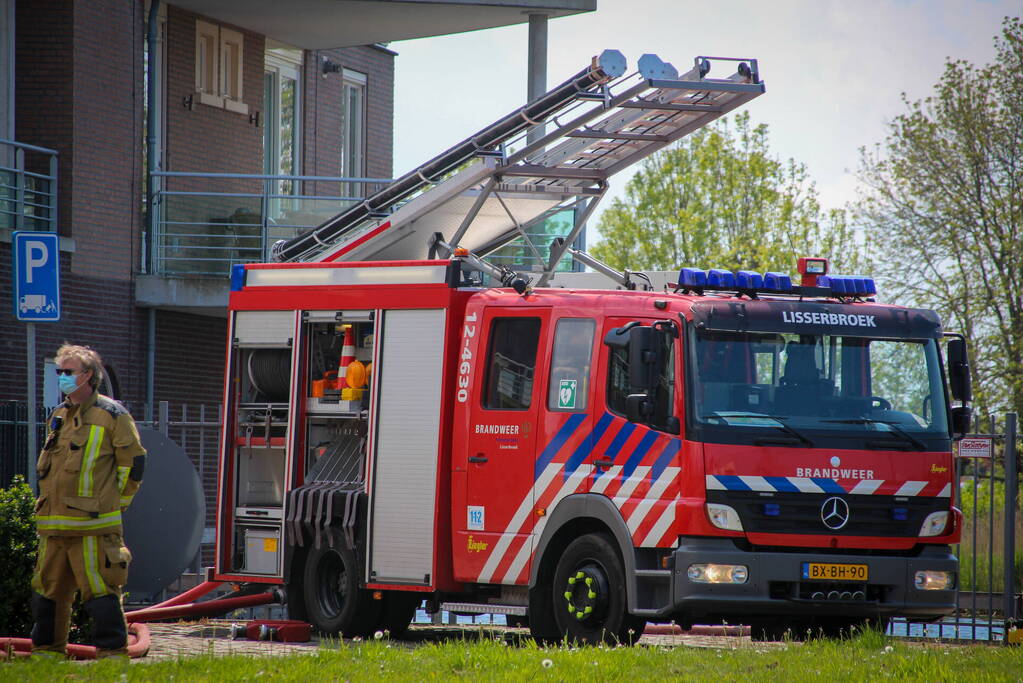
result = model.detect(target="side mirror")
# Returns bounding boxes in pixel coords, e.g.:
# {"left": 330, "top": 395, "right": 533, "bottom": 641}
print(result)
{"left": 628, "top": 326, "right": 659, "bottom": 391}
{"left": 951, "top": 405, "right": 972, "bottom": 439}
{"left": 947, "top": 338, "right": 972, "bottom": 402}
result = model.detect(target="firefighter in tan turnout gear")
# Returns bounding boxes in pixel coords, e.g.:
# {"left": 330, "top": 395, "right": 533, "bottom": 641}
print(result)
{"left": 30, "top": 344, "right": 146, "bottom": 658}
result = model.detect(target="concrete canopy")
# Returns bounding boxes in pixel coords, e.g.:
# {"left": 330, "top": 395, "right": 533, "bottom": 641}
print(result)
{"left": 167, "top": 0, "right": 596, "bottom": 49}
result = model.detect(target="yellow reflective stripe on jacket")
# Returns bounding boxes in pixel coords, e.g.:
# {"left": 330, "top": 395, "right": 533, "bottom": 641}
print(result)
{"left": 117, "top": 465, "right": 130, "bottom": 493}
{"left": 77, "top": 425, "right": 105, "bottom": 497}
{"left": 82, "top": 535, "right": 108, "bottom": 597}
{"left": 36, "top": 511, "right": 122, "bottom": 531}
{"left": 119, "top": 495, "right": 135, "bottom": 507}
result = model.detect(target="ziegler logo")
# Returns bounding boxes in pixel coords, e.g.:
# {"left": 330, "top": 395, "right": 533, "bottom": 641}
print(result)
{"left": 931, "top": 464, "right": 947, "bottom": 473}
{"left": 457, "top": 311, "right": 478, "bottom": 403}
{"left": 467, "top": 535, "right": 488, "bottom": 553}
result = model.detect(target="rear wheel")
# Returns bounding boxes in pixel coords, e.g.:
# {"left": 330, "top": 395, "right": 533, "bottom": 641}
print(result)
{"left": 377, "top": 592, "right": 421, "bottom": 637}
{"left": 302, "top": 539, "right": 381, "bottom": 637}
{"left": 550, "top": 533, "right": 642, "bottom": 645}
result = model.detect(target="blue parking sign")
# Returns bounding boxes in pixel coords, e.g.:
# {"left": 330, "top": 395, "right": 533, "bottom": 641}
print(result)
{"left": 13, "top": 231, "right": 60, "bottom": 321}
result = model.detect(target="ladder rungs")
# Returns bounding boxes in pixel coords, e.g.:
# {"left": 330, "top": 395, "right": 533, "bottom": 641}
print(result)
{"left": 620, "top": 101, "right": 724, "bottom": 113}
{"left": 648, "top": 78, "right": 764, "bottom": 94}
{"left": 499, "top": 165, "right": 607, "bottom": 180}
{"left": 567, "top": 131, "right": 670, "bottom": 142}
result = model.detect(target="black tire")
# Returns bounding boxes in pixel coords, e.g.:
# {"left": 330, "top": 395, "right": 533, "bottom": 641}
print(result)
{"left": 528, "top": 580, "right": 560, "bottom": 644}
{"left": 377, "top": 592, "right": 421, "bottom": 638}
{"left": 285, "top": 549, "right": 309, "bottom": 622}
{"left": 550, "top": 532, "right": 640, "bottom": 646}
{"left": 302, "top": 539, "right": 381, "bottom": 637}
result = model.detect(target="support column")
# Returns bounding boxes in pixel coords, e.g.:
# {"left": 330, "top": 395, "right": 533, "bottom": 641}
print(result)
{"left": 526, "top": 13, "right": 548, "bottom": 145}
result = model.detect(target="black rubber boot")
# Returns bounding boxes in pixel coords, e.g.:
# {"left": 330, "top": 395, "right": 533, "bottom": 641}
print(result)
{"left": 30, "top": 592, "right": 56, "bottom": 647}
{"left": 83, "top": 594, "right": 128, "bottom": 652}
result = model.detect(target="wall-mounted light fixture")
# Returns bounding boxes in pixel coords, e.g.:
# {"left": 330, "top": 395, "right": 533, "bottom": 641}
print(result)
{"left": 321, "top": 56, "right": 342, "bottom": 78}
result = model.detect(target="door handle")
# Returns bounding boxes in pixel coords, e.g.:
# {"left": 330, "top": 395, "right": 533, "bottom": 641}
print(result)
{"left": 469, "top": 455, "right": 488, "bottom": 464}
{"left": 594, "top": 459, "right": 614, "bottom": 469}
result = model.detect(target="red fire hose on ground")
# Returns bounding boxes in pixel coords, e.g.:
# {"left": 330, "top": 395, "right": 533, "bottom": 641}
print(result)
{"left": 1, "top": 583, "right": 281, "bottom": 660}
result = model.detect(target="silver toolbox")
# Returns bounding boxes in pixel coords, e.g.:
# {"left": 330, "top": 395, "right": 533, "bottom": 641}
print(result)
{"left": 243, "top": 527, "right": 280, "bottom": 574}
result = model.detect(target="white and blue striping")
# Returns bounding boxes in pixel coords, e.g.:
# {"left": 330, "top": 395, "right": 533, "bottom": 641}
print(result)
{"left": 705, "top": 474, "right": 950, "bottom": 497}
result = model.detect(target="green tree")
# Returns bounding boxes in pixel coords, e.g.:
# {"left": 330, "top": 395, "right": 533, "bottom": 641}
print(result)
{"left": 0, "top": 476, "right": 37, "bottom": 635}
{"left": 591, "top": 111, "right": 863, "bottom": 274}
{"left": 856, "top": 17, "right": 1023, "bottom": 417}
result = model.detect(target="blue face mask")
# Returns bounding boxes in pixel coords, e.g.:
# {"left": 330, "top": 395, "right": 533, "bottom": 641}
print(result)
{"left": 58, "top": 373, "right": 81, "bottom": 395}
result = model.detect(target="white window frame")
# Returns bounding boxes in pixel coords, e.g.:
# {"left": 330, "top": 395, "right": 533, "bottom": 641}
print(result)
{"left": 194, "top": 19, "right": 247, "bottom": 114}
{"left": 219, "top": 27, "right": 245, "bottom": 113}
{"left": 264, "top": 46, "right": 303, "bottom": 219}
{"left": 195, "top": 19, "right": 221, "bottom": 107}
{"left": 341, "top": 68, "right": 367, "bottom": 197}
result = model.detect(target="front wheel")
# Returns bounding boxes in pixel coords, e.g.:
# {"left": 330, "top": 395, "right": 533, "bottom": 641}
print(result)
{"left": 550, "top": 533, "right": 643, "bottom": 645}
{"left": 302, "top": 539, "right": 381, "bottom": 637}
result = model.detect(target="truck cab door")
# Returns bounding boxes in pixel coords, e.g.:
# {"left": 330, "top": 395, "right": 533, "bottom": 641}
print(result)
{"left": 456, "top": 306, "right": 549, "bottom": 585}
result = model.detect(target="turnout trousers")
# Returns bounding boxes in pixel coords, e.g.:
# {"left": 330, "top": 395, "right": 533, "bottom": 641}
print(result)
{"left": 30, "top": 534, "right": 131, "bottom": 657}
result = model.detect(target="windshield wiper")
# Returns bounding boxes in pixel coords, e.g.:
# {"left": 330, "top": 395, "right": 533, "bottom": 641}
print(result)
{"left": 822, "top": 418, "right": 928, "bottom": 451}
{"left": 701, "top": 412, "right": 813, "bottom": 446}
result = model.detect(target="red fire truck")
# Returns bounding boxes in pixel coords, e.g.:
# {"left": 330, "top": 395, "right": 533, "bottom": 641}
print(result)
{"left": 212, "top": 52, "right": 970, "bottom": 643}
{"left": 214, "top": 254, "right": 970, "bottom": 643}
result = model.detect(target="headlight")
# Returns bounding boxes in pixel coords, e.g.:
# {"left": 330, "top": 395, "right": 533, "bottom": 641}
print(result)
{"left": 706, "top": 503, "right": 743, "bottom": 531}
{"left": 688, "top": 563, "right": 749, "bottom": 584}
{"left": 919, "top": 511, "right": 950, "bottom": 537}
{"left": 914, "top": 570, "right": 955, "bottom": 591}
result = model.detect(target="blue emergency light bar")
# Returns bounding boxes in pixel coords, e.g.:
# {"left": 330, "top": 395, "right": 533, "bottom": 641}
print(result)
{"left": 817, "top": 274, "right": 876, "bottom": 297}
{"left": 677, "top": 267, "right": 792, "bottom": 294}
{"left": 675, "top": 266, "right": 874, "bottom": 299}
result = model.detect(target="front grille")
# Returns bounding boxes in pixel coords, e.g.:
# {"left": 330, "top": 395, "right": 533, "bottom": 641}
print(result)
{"left": 707, "top": 490, "right": 946, "bottom": 537}
{"left": 770, "top": 581, "right": 889, "bottom": 602}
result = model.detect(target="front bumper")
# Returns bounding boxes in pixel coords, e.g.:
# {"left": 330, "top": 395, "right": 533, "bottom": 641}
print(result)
{"left": 670, "top": 537, "right": 957, "bottom": 622}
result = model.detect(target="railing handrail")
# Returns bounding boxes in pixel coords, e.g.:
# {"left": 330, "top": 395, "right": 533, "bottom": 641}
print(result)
{"left": 153, "top": 170, "right": 391, "bottom": 183}
{"left": 0, "top": 137, "right": 59, "bottom": 156}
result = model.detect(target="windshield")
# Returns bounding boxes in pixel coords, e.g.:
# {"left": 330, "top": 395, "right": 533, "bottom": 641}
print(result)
{"left": 689, "top": 328, "right": 950, "bottom": 449}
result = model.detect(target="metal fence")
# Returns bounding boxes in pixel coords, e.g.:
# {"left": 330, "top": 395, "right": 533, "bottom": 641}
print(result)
{"left": 2, "top": 401, "right": 1019, "bottom": 641}
{"left": 0, "top": 399, "right": 222, "bottom": 569}
{"left": 149, "top": 171, "right": 390, "bottom": 276}
{"left": 891, "top": 413, "right": 1020, "bottom": 643}
{"left": 0, "top": 138, "right": 58, "bottom": 232}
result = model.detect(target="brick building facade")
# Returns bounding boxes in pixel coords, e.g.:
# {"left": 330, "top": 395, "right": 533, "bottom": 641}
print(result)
{"left": 1, "top": 0, "right": 396, "bottom": 410}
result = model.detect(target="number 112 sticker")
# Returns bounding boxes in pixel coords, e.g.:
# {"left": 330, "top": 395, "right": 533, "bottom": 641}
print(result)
{"left": 468, "top": 506, "right": 485, "bottom": 530}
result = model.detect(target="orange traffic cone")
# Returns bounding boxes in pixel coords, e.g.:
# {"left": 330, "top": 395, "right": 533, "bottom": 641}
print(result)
{"left": 338, "top": 325, "right": 356, "bottom": 385}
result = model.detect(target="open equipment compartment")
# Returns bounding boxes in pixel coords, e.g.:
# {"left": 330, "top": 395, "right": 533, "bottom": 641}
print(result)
{"left": 222, "top": 309, "right": 297, "bottom": 577}
{"left": 300, "top": 309, "right": 375, "bottom": 485}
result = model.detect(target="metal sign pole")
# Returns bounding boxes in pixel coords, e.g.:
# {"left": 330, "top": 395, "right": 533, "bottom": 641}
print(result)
{"left": 1003, "top": 413, "right": 1017, "bottom": 623}
{"left": 12, "top": 231, "right": 61, "bottom": 491}
{"left": 26, "top": 321, "right": 36, "bottom": 490}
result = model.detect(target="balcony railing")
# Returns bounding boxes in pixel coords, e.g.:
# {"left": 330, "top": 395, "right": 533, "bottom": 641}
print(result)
{"left": 0, "top": 139, "right": 58, "bottom": 233}
{"left": 148, "top": 171, "right": 391, "bottom": 276}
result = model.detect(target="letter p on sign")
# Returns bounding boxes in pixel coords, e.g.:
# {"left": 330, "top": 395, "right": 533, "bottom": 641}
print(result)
{"left": 25, "top": 240, "right": 47, "bottom": 283}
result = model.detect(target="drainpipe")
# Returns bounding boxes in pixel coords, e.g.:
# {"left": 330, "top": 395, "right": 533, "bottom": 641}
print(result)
{"left": 147, "top": 308, "right": 155, "bottom": 423}
{"left": 145, "top": 0, "right": 160, "bottom": 422}
{"left": 145, "top": 0, "right": 160, "bottom": 275}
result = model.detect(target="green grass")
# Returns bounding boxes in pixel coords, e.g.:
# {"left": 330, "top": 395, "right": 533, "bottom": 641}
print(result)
{"left": 3, "top": 630, "right": 1020, "bottom": 682}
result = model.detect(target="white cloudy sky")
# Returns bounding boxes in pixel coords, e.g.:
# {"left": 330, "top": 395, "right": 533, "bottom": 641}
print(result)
{"left": 389, "top": 0, "right": 1015, "bottom": 244}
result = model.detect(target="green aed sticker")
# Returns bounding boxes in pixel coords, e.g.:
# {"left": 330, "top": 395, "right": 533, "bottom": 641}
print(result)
{"left": 558, "top": 379, "right": 577, "bottom": 409}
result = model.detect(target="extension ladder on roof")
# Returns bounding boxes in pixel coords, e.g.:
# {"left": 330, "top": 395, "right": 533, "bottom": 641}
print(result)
{"left": 272, "top": 50, "right": 765, "bottom": 285}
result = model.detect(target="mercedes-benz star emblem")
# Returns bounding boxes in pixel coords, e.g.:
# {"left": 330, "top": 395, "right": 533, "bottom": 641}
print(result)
{"left": 820, "top": 497, "right": 850, "bottom": 530}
